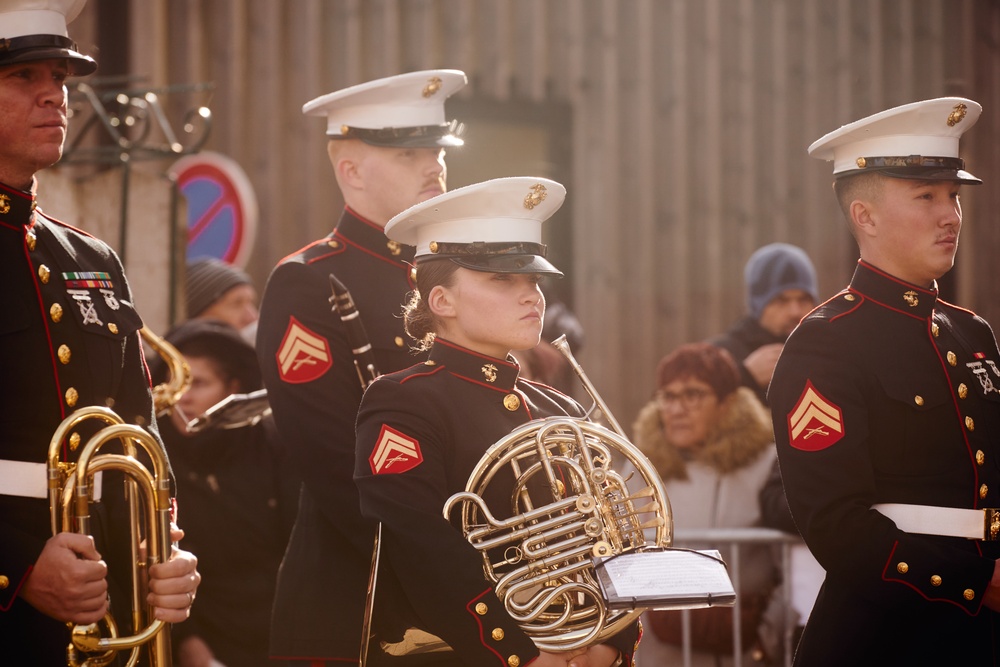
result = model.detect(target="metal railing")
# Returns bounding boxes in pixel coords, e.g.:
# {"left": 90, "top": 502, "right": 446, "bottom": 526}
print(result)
{"left": 639, "top": 527, "right": 808, "bottom": 667}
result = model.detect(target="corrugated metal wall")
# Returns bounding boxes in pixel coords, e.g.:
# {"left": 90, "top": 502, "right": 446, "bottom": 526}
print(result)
{"left": 72, "top": 0, "right": 1000, "bottom": 423}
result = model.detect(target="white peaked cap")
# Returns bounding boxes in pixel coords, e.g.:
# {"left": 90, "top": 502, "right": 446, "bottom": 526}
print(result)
{"left": 808, "top": 97, "right": 982, "bottom": 183}
{"left": 302, "top": 69, "right": 467, "bottom": 146}
{"left": 385, "top": 177, "right": 567, "bottom": 276}
{"left": 0, "top": 0, "right": 95, "bottom": 74}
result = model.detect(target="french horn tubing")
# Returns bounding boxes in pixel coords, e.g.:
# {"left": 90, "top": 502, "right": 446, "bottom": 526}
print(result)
{"left": 443, "top": 335, "right": 673, "bottom": 652}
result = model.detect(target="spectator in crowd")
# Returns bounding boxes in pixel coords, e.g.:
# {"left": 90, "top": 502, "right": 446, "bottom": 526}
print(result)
{"left": 709, "top": 243, "right": 818, "bottom": 405}
{"left": 632, "top": 343, "right": 784, "bottom": 666}
{"left": 185, "top": 257, "right": 259, "bottom": 342}
{"left": 151, "top": 320, "right": 298, "bottom": 667}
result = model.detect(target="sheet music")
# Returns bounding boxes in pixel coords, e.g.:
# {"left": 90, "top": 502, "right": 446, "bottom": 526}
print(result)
{"left": 596, "top": 549, "right": 736, "bottom": 609}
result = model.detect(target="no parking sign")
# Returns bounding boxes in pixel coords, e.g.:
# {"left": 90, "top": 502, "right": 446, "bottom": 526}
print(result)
{"left": 169, "top": 151, "right": 258, "bottom": 267}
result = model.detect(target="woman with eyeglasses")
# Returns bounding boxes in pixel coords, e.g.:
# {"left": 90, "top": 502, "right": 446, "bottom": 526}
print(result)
{"left": 630, "top": 342, "right": 786, "bottom": 667}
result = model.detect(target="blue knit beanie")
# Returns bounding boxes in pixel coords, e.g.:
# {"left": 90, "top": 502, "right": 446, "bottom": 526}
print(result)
{"left": 745, "top": 243, "right": 818, "bottom": 319}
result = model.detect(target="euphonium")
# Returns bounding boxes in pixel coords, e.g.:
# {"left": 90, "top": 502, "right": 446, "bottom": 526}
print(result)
{"left": 140, "top": 325, "right": 191, "bottom": 417}
{"left": 47, "top": 327, "right": 183, "bottom": 666}
{"left": 443, "top": 335, "right": 673, "bottom": 652}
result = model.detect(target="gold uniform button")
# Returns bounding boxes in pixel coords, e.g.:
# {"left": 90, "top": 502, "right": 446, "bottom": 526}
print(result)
{"left": 491, "top": 628, "right": 505, "bottom": 641}
{"left": 913, "top": 395, "right": 924, "bottom": 406}
{"left": 108, "top": 323, "right": 118, "bottom": 334}
{"left": 57, "top": 344, "right": 71, "bottom": 364}
{"left": 69, "top": 432, "right": 81, "bottom": 451}
{"left": 947, "top": 351, "right": 957, "bottom": 366}
{"left": 931, "top": 322, "right": 940, "bottom": 337}
{"left": 930, "top": 575, "right": 942, "bottom": 587}
{"left": 0, "top": 575, "right": 8, "bottom": 589}
{"left": 964, "top": 589, "right": 976, "bottom": 601}
{"left": 429, "top": 241, "right": 440, "bottom": 253}
{"left": 958, "top": 383, "right": 968, "bottom": 399}
{"left": 65, "top": 387, "right": 78, "bottom": 408}
{"left": 507, "top": 656, "right": 520, "bottom": 667}
{"left": 966, "top": 416, "right": 975, "bottom": 432}
{"left": 980, "top": 484, "right": 988, "bottom": 499}
{"left": 50, "top": 303, "right": 63, "bottom": 322}
{"left": 896, "top": 562, "right": 909, "bottom": 574}
{"left": 844, "top": 294, "right": 856, "bottom": 302}
{"left": 394, "top": 336, "right": 405, "bottom": 348}
{"left": 38, "top": 264, "right": 50, "bottom": 284}
{"left": 503, "top": 394, "right": 521, "bottom": 411}
{"left": 26, "top": 231, "right": 36, "bottom": 251}
{"left": 327, "top": 239, "right": 340, "bottom": 249}
{"left": 475, "top": 602, "right": 488, "bottom": 615}
{"left": 977, "top": 450, "right": 986, "bottom": 466}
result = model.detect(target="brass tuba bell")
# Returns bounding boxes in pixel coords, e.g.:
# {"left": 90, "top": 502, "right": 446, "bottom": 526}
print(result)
{"left": 443, "top": 335, "right": 672, "bottom": 651}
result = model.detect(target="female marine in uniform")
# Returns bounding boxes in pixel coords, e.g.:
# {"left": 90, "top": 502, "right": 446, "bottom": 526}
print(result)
{"left": 354, "top": 177, "right": 635, "bottom": 667}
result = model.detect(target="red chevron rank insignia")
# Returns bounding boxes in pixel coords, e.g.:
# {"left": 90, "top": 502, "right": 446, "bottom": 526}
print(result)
{"left": 370, "top": 425, "right": 423, "bottom": 475}
{"left": 787, "top": 380, "right": 844, "bottom": 451}
{"left": 276, "top": 316, "right": 332, "bottom": 384}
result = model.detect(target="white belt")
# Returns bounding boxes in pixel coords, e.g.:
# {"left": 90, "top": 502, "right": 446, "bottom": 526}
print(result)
{"left": 874, "top": 503, "right": 1000, "bottom": 541}
{"left": 0, "top": 460, "right": 102, "bottom": 501}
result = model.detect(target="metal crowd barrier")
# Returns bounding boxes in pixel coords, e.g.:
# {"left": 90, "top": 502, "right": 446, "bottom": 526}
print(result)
{"left": 640, "top": 527, "right": 808, "bottom": 667}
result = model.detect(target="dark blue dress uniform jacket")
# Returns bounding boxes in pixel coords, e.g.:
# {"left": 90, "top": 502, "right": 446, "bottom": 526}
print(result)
{"left": 769, "top": 260, "right": 1000, "bottom": 666}
{"left": 257, "top": 207, "right": 419, "bottom": 661}
{"left": 355, "top": 339, "right": 641, "bottom": 667}
{"left": 0, "top": 181, "right": 158, "bottom": 665}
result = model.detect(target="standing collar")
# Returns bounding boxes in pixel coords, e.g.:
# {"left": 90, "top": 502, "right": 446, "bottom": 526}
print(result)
{"left": 335, "top": 207, "right": 415, "bottom": 263}
{"left": 849, "top": 260, "right": 938, "bottom": 318}
{"left": 0, "top": 180, "right": 37, "bottom": 228}
{"left": 428, "top": 338, "right": 521, "bottom": 391}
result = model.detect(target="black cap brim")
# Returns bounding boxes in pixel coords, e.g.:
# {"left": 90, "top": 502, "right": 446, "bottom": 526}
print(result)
{"left": 837, "top": 166, "right": 982, "bottom": 185}
{"left": 334, "top": 121, "right": 464, "bottom": 148}
{"left": 0, "top": 35, "right": 97, "bottom": 76}
{"left": 448, "top": 254, "right": 563, "bottom": 277}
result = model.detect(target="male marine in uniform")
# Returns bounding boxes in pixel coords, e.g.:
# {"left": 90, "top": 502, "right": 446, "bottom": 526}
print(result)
{"left": 769, "top": 97, "right": 1000, "bottom": 665}
{"left": 0, "top": 0, "right": 199, "bottom": 663}
{"left": 256, "top": 70, "right": 467, "bottom": 665}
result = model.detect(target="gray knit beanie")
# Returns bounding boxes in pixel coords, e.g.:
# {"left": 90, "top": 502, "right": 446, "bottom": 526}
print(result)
{"left": 745, "top": 243, "right": 818, "bottom": 319}
{"left": 186, "top": 258, "right": 253, "bottom": 318}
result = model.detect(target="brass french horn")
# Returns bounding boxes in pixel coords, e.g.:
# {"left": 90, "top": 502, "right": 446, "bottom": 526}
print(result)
{"left": 443, "top": 335, "right": 672, "bottom": 651}
{"left": 46, "top": 326, "right": 188, "bottom": 666}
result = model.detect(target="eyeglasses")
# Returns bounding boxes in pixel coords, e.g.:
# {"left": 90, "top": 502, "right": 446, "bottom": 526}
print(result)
{"left": 656, "top": 387, "right": 713, "bottom": 410}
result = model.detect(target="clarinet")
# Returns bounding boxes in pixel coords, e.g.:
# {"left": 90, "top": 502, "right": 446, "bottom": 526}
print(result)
{"left": 328, "top": 273, "right": 380, "bottom": 390}
{"left": 328, "top": 273, "right": 382, "bottom": 665}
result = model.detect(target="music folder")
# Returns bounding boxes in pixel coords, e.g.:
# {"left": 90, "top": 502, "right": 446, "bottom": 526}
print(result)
{"left": 595, "top": 548, "right": 736, "bottom": 611}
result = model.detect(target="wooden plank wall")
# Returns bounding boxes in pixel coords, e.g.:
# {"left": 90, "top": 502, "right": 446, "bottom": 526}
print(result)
{"left": 68, "top": 0, "right": 1000, "bottom": 424}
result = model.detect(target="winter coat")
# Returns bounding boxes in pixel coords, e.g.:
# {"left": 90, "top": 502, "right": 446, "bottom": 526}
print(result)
{"left": 631, "top": 387, "right": 782, "bottom": 667}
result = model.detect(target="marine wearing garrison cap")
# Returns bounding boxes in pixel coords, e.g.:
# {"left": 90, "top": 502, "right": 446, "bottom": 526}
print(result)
{"left": 769, "top": 97, "right": 1000, "bottom": 666}
{"left": 257, "top": 69, "right": 469, "bottom": 663}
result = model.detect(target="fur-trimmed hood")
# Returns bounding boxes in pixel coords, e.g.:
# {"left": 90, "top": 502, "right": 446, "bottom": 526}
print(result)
{"left": 631, "top": 386, "right": 774, "bottom": 480}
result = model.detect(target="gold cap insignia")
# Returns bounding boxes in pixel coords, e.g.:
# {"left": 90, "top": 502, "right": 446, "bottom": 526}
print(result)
{"left": 947, "top": 103, "right": 968, "bottom": 127}
{"left": 856, "top": 157, "right": 867, "bottom": 168}
{"left": 429, "top": 241, "right": 440, "bottom": 253}
{"left": 523, "top": 184, "right": 547, "bottom": 210}
{"left": 423, "top": 76, "right": 443, "bottom": 98}
{"left": 481, "top": 363, "right": 498, "bottom": 383}
{"left": 386, "top": 239, "right": 402, "bottom": 256}
{"left": 902, "top": 290, "right": 919, "bottom": 307}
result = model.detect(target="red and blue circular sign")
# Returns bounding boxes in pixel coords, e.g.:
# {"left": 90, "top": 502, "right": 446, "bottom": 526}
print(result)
{"left": 169, "top": 152, "right": 258, "bottom": 267}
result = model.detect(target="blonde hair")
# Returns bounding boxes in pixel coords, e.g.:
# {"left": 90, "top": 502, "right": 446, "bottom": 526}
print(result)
{"left": 403, "top": 260, "right": 460, "bottom": 352}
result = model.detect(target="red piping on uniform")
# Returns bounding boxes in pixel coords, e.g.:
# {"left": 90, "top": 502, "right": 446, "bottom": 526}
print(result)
{"left": 926, "top": 317, "right": 981, "bottom": 508}
{"left": 466, "top": 587, "right": 507, "bottom": 664}
{"left": 881, "top": 540, "right": 981, "bottom": 615}
{"left": 397, "top": 365, "right": 445, "bottom": 384}
{"left": 436, "top": 339, "right": 517, "bottom": 368}
{"left": 278, "top": 237, "right": 335, "bottom": 265}
{"left": 0, "top": 565, "right": 31, "bottom": 611}
{"left": 22, "top": 231, "right": 67, "bottom": 444}
{"left": 333, "top": 230, "right": 410, "bottom": 269}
